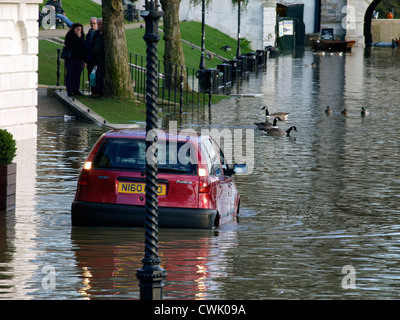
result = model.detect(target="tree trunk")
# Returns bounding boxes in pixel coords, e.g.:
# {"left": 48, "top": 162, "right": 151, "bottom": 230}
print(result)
{"left": 102, "top": 0, "right": 134, "bottom": 98}
{"left": 160, "top": 0, "right": 189, "bottom": 91}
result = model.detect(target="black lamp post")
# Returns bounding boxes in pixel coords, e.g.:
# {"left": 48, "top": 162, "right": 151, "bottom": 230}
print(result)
{"left": 236, "top": 0, "right": 242, "bottom": 58}
{"left": 136, "top": 0, "right": 166, "bottom": 300}
{"left": 56, "top": 48, "right": 61, "bottom": 86}
{"left": 199, "top": 0, "right": 206, "bottom": 70}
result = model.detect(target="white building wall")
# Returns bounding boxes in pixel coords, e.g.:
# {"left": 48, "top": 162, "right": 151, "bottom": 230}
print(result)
{"left": 0, "top": 0, "right": 41, "bottom": 141}
{"left": 263, "top": 5, "right": 276, "bottom": 48}
{"left": 179, "top": 0, "right": 273, "bottom": 51}
{"left": 303, "top": 1, "right": 316, "bottom": 34}
{"left": 344, "top": 0, "right": 371, "bottom": 47}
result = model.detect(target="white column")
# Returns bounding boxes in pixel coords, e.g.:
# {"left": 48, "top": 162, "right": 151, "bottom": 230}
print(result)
{"left": 263, "top": 5, "right": 276, "bottom": 48}
{"left": 0, "top": 0, "right": 41, "bottom": 141}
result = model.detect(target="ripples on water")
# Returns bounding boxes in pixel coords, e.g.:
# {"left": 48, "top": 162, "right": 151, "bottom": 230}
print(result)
{"left": 2, "top": 48, "right": 400, "bottom": 299}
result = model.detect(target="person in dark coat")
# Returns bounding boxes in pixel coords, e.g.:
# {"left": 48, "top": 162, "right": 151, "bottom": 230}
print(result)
{"left": 91, "top": 18, "right": 105, "bottom": 97}
{"left": 85, "top": 17, "right": 98, "bottom": 94}
{"left": 64, "top": 23, "right": 87, "bottom": 96}
{"left": 45, "top": 0, "right": 73, "bottom": 27}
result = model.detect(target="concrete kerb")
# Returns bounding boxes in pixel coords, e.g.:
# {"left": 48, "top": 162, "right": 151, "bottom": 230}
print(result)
{"left": 53, "top": 89, "right": 139, "bottom": 129}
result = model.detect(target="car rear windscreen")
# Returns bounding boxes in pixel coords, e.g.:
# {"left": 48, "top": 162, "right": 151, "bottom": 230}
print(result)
{"left": 92, "top": 138, "right": 197, "bottom": 174}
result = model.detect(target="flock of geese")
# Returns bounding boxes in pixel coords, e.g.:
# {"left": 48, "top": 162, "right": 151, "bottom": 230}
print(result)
{"left": 254, "top": 106, "right": 296, "bottom": 137}
{"left": 254, "top": 105, "right": 370, "bottom": 137}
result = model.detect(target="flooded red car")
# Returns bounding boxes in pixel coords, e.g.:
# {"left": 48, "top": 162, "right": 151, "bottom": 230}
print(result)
{"left": 71, "top": 129, "right": 247, "bottom": 229}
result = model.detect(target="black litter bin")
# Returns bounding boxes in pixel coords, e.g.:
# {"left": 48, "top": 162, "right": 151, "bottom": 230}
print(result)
{"left": 217, "top": 64, "right": 232, "bottom": 84}
{"left": 256, "top": 49, "right": 267, "bottom": 67}
{"left": 197, "top": 68, "right": 218, "bottom": 93}
{"left": 245, "top": 52, "right": 257, "bottom": 71}
{"left": 229, "top": 59, "right": 239, "bottom": 78}
{"left": 237, "top": 55, "right": 248, "bottom": 75}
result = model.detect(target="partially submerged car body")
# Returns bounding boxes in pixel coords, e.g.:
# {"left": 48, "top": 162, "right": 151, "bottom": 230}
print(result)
{"left": 71, "top": 129, "right": 246, "bottom": 229}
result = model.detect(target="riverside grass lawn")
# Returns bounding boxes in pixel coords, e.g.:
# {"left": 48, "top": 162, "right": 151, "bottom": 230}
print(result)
{"left": 39, "top": 2, "right": 251, "bottom": 124}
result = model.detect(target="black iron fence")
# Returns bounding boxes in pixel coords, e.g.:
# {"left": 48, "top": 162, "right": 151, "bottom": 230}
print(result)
{"left": 128, "top": 52, "right": 209, "bottom": 112}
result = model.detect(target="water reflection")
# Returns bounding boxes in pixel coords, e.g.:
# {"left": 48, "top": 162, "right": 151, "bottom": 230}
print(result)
{"left": 2, "top": 47, "right": 400, "bottom": 299}
{"left": 70, "top": 227, "right": 238, "bottom": 300}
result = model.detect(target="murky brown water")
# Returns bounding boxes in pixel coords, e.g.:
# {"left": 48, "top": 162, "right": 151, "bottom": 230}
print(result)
{"left": 2, "top": 47, "right": 400, "bottom": 299}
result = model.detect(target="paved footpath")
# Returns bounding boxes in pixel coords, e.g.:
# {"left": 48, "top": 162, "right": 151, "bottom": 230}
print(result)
{"left": 37, "top": 86, "right": 75, "bottom": 118}
{"left": 39, "top": 21, "right": 143, "bottom": 40}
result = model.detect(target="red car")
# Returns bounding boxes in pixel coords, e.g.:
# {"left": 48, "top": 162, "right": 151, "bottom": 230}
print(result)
{"left": 71, "top": 129, "right": 247, "bottom": 229}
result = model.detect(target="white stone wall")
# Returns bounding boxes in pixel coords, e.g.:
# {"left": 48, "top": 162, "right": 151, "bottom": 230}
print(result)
{"left": 345, "top": 0, "right": 373, "bottom": 47}
{"left": 320, "top": 0, "right": 374, "bottom": 47}
{"left": 0, "top": 0, "right": 41, "bottom": 141}
{"left": 263, "top": 5, "right": 276, "bottom": 48}
{"left": 179, "top": 0, "right": 268, "bottom": 51}
{"left": 320, "top": 0, "right": 347, "bottom": 39}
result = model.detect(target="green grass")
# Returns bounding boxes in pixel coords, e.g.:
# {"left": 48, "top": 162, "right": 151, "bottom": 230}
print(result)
{"left": 77, "top": 91, "right": 226, "bottom": 124}
{"left": 179, "top": 21, "right": 240, "bottom": 63}
{"left": 40, "top": 0, "right": 102, "bottom": 26}
{"left": 62, "top": 0, "right": 102, "bottom": 24}
{"left": 78, "top": 96, "right": 147, "bottom": 124}
{"left": 125, "top": 21, "right": 251, "bottom": 70}
{"left": 38, "top": 40, "right": 63, "bottom": 85}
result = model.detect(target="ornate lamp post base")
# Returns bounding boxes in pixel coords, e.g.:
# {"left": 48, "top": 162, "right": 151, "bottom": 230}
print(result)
{"left": 137, "top": 258, "right": 166, "bottom": 300}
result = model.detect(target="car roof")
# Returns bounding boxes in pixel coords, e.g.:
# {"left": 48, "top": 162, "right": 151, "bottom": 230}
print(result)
{"left": 103, "top": 128, "right": 207, "bottom": 144}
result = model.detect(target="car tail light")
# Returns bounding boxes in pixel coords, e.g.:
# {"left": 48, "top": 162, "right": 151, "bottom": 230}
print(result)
{"left": 83, "top": 161, "right": 92, "bottom": 170}
{"left": 78, "top": 170, "right": 89, "bottom": 186}
{"left": 198, "top": 168, "right": 210, "bottom": 193}
{"left": 78, "top": 161, "right": 92, "bottom": 186}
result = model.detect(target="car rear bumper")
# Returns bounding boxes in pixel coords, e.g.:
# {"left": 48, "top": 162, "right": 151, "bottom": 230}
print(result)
{"left": 71, "top": 201, "right": 218, "bottom": 229}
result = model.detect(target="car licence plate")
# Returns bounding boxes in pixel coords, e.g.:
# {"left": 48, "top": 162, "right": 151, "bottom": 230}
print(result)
{"left": 118, "top": 182, "right": 166, "bottom": 195}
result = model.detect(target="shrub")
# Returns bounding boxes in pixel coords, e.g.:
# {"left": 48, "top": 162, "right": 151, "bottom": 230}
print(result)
{"left": 0, "top": 129, "right": 17, "bottom": 165}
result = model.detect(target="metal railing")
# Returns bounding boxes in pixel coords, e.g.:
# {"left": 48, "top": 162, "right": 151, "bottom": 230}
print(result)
{"left": 128, "top": 52, "right": 229, "bottom": 111}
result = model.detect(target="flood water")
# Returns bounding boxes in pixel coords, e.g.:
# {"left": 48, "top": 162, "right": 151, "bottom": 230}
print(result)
{"left": 2, "top": 47, "right": 400, "bottom": 299}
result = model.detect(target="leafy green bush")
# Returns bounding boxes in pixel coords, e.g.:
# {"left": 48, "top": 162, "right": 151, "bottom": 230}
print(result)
{"left": 0, "top": 129, "right": 17, "bottom": 165}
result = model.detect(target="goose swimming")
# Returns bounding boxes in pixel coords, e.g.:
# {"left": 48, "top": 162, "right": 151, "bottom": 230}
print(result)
{"left": 263, "top": 125, "right": 297, "bottom": 137}
{"left": 254, "top": 117, "right": 280, "bottom": 130}
{"left": 262, "top": 106, "right": 289, "bottom": 120}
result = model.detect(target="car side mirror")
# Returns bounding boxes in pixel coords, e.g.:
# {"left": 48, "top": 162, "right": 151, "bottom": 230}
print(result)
{"left": 221, "top": 164, "right": 230, "bottom": 176}
{"left": 233, "top": 164, "right": 248, "bottom": 174}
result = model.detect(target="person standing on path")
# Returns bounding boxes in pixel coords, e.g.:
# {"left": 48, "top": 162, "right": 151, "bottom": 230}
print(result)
{"left": 64, "top": 23, "right": 87, "bottom": 97}
{"left": 86, "top": 17, "right": 98, "bottom": 95}
{"left": 91, "top": 18, "right": 105, "bottom": 97}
